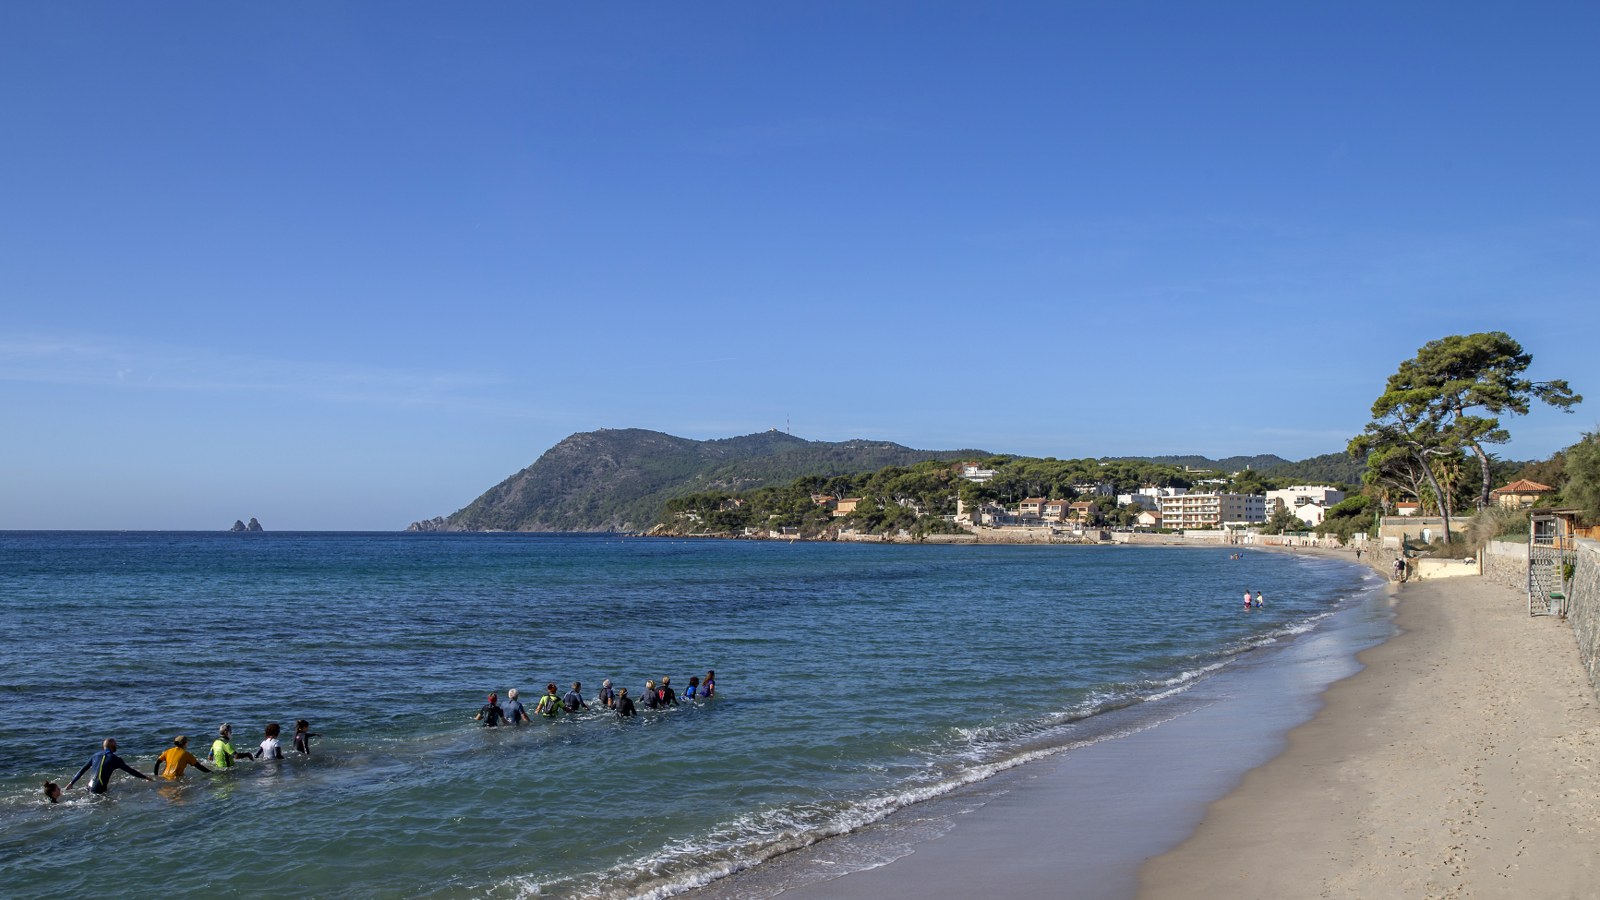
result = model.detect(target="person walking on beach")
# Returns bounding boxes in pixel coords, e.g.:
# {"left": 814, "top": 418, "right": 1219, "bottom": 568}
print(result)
{"left": 211, "top": 724, "right": 247, "bottom": 768}
{"left": 535, "top": 683, "right": 563, "bottom": 718}
{"left": 616, "top": 686, "right": 636, "bottom": 718}
{"left": 501, "top": 689, "right": 529, "bottom": 725}
{"left": 563, "top": 681, "right": 588, "bottom": 713}
{"left": 153, "top": 735, "right": 211, "bottom": 779}
{"left": 67, "top": 739, "right": 152, "bottom": 794}
{"left": 475, "top": 693, "right": 506, "bottom": 726}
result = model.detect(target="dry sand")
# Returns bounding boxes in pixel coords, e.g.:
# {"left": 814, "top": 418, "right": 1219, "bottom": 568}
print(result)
{"left": 1140, "top": 575, "right": 1600, "bottom": 899}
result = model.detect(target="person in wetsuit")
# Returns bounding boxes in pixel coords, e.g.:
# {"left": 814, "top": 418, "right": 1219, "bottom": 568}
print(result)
{"left": 563, "top": 682, "right": 588, "bottom": 713}
{"left": 616, "top": 686, "right": 636, "bottom": 717}
{"left": 598, "top": 679, "right": 616, "bottom": 709}
{"left": 153, "top": 735, "right": 211, "bottom": 779}
{"left": 500, "top": 690, "right": 529, "bottom": 725}
{"left": 211, "top": 724, "right": 247, "bottom": 768}
{"left": 67, "top": 739, "right": 151, "bottom": 794}
{"left": 293, "top": 720, "right": 321, "bottom": 754}
{"left": 475, "top": 693, "right": 506, "bottom": 726}
{"left": 657, "top": 676, "right": 679, "bottom": 707}
{"left": 535, "top": 683, "right": 563, "bottom": 718}
{"left": 641, "top": 680, "right": 659, "bottom": 710}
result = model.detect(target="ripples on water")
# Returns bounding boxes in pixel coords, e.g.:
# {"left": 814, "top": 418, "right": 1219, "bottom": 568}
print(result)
{"left": 0, "top": 533, "right": 1369, "bottom": 898}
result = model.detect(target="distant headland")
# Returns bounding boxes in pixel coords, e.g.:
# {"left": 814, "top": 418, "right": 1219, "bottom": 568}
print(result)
{"left": 406, "top": 428, "right": 1360, "bottom": 534}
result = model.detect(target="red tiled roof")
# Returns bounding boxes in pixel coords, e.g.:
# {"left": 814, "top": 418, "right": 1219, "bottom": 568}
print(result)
{"left": 1491, "top": 479, "right": 1554, "bottom": 495}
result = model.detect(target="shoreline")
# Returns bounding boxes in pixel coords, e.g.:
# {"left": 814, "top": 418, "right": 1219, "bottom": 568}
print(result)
{"left": 690, "top": 553, "right": 1393, "bottom": 899}
{"left": 696, "top": 555, "right": 1600, "bottom": 900}
{"left": 1138, "top": 568, "right": 1600, "bottom": 897}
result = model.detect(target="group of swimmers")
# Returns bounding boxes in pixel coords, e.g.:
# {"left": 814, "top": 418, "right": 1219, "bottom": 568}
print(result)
{"left": 44, "top": 720, "right": 320, "bottom": 801}
{"left": 474, "top": 670, "right": 716, "bottom": 725}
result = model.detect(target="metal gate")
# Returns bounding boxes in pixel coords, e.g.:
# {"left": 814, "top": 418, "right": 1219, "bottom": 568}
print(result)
{"left": 1529, "top": 513, "right": 1575, "bottom": 616}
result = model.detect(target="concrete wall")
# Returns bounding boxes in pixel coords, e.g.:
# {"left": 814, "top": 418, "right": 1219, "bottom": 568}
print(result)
{"left": 1481, "top": 540, "right": 1529, "bottom": 593}
{"left": 1414, "top": 558, "right": 1480, "bottom": 580}
{"left": 1567, "top": 539, "right": 1600, "bottom": 700}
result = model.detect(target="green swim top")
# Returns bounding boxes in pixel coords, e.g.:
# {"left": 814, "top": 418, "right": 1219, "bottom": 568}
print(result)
{"left": 210, "top": 738, "right": 236, "bottom": 768}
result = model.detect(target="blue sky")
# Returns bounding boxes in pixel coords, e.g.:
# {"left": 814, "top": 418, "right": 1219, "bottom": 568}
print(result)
{"left": 4, "top": 2, "right": 1597, "bottom": 529}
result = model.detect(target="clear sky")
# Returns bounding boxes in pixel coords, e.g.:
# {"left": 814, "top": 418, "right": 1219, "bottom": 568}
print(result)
{"left": 3, "top": 2, "right": 1597, "bottom": 530}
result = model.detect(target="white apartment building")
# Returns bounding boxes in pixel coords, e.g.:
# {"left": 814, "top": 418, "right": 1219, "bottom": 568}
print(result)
{"left": 1117, "top": 485, "right": 1187, "bottom": 508}
{"left": 1159, "top": 493, "right": 1267, "bottom": 529}
{"left": 1264, "top": 485, "right": 1347, "bottom": 517}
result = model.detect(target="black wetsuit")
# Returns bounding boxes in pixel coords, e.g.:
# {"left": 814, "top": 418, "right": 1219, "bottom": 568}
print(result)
{"left": 617, "top": 695, "right": 636, "bottom": 717}
{"left": 68, "top": 749, "right": 147, "bottom": 794}
{"left": 659, "top": 686, "right": 679, "bottom": 706}
{"left": 478, "top": 703, "right": 505, "bottom": 726}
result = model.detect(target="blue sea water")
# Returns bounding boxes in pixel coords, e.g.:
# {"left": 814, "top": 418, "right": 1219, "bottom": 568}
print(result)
{"left": 0, "top": 533, "right": 1376, "bottom": 898}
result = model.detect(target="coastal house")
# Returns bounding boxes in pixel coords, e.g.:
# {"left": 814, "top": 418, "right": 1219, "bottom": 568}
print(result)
{"left": 1073, "top": 482, "right": 1115, "bottom": 498}
{"left": 1394, "top": 502, "right": 1421, "bottom": 516}
{"left": 978, "top": 503, "right": 1018, "bottom": 527}
{"left": 1293, "top": 504, "right": 1328, "bottom": 528}
{"left": 1491, "top": 479, "right": 1556, "bottom": 509}
{"left": 833, "top": 498, "right": 863, "bottom": 518}
{"left": 960, "top": 464, "right": 997, "bottom": 483}
{"left": 1264, "top": 485, "right": 1346, "bottom": 517}
{"left": 1135, "top": 509, "right": 1162, "bottom": 529}
{"left": 1041, "top": 499, "right": 1071, "bottom": 522}
{"left": 1068, "top": 500, "right": 1098, "bottom": 524}
{"left": 1017, "top": 498, "right": 1046, "bottom": 517}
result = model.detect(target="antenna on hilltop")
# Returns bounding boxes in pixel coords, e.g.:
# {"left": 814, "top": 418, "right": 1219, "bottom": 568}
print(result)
{"left": 787, "top": 415, "right": 791, "bottom": 436}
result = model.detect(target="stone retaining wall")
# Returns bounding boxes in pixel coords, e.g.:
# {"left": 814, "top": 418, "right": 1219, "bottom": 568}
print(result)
{"left": 1567, "top": 539, "right": 1600, "bottom": 699}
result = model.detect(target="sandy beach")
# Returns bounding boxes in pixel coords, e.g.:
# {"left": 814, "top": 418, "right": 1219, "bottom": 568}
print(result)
{"left": 1140, "top": 571, "right": 1600, "bottom": 899}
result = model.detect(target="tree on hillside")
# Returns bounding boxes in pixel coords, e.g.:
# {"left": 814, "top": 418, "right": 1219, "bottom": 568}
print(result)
{"left": 1372, "top": 332, "right": 1580, "bottom": 512}
{"left": 1564, "top": 432, "right": 1600, "bottom": 524}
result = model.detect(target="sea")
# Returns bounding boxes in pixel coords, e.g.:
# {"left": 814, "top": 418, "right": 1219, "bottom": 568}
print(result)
{"left": 0, "top": 532, "right": 1385, "bottom": 898}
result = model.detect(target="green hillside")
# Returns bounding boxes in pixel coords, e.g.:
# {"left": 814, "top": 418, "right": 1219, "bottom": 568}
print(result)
{"left": 407, "top": 429, "right": 986, "bottom": 532}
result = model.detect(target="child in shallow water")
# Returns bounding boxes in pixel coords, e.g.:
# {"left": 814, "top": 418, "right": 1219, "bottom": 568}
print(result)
{"left": 684, "top": 675, "right": 700, "bottom": 700}
{"left": 294, "top": 720, "right": 320, "bottom": 755}
{"left": 257, "top": 722, "right": 285, "bottom": 760}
